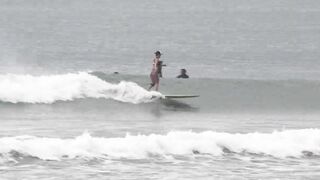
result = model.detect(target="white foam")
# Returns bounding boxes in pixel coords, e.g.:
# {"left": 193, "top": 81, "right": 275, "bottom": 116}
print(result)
{"left": 0, "top": 72, "right": 162, "bottom": 104}
{"left": 0, "top": 129, "right": 320, "bottom": 160}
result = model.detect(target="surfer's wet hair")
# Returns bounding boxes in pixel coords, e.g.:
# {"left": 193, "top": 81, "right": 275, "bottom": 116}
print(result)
{"left": 155, "top": 51, "right": 162, "bottom": 56}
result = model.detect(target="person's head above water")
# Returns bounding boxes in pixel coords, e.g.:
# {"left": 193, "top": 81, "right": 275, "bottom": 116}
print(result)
{"left": 154, "top": 51, "right": 162, "bottom": 58}
{"left": 181, "top": 69, "right": 187, "bottom": 74}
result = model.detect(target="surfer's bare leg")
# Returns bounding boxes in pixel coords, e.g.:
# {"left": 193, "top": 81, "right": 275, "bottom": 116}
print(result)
{"left": 148, "top": 83, "right": 155, "bottom": 91}
{"left": 155, "top": 83, "right": 159, "bottom": 91}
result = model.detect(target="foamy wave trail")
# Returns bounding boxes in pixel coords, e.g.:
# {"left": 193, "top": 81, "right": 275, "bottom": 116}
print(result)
{"left": 1, "top": 129, "right": 320, "bottom": 161}
{"left": 0, "top": 72, "right": 162, "bottom": 104}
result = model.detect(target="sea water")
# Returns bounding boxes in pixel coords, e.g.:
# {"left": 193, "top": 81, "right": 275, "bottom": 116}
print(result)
{"left": 1, "top": 0, "right": 320, "bottom": 179}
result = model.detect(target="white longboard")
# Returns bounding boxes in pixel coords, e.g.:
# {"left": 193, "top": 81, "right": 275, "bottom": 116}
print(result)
{"left": 164, "top": 95, "right": 200, "bottom": 99}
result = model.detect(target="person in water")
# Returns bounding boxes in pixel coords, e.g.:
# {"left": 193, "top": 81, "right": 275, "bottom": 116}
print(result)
{"left": 177, "top": 69, "right": 189, "bottom": 79}
{"left": 148, "top": 51, "right": 164, "bottom": 91}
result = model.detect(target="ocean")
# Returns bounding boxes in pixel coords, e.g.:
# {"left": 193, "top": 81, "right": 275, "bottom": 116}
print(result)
{"left": 1, "top": 0, "right": 320, "bottom": 179}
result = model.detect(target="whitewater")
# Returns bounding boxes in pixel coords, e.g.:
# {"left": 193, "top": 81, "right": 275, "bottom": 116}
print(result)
{"left": 1, "top": 129, "right": 320, "bottom": 161}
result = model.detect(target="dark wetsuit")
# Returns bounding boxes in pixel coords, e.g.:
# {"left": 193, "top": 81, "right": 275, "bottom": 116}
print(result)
{"left": 177, "top": 74, "right": 189, "bottom": 78}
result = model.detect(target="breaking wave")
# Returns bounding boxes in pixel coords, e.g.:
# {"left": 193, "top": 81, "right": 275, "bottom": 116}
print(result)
{"left": 1, "top": 129, "right": 320, "bottom": 161}
{"left": 0, "top": 72, "right": 162, "bottom": 104}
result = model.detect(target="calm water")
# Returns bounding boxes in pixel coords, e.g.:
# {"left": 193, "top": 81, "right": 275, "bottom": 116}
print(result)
{"left": 1, "top": 0, "right": 320, "bottom": 179}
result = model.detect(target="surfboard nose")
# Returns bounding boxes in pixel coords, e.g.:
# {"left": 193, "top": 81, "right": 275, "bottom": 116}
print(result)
{"left": 164, "top": 95, "right": 200, "bottom": 99}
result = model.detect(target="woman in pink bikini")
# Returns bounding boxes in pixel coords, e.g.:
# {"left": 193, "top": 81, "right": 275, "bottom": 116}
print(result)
{"left": 148, "top": 51, "right": 163, "bottom": 91}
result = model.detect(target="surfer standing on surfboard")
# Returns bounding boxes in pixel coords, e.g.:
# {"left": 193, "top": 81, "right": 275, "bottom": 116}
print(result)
{"left": 148, "top": 51, "right": 165, "bottom": 91}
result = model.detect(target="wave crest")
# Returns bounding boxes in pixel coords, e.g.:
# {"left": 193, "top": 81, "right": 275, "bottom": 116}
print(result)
{"left": 0, "top": 72, "right": 162, "bottom": 104}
